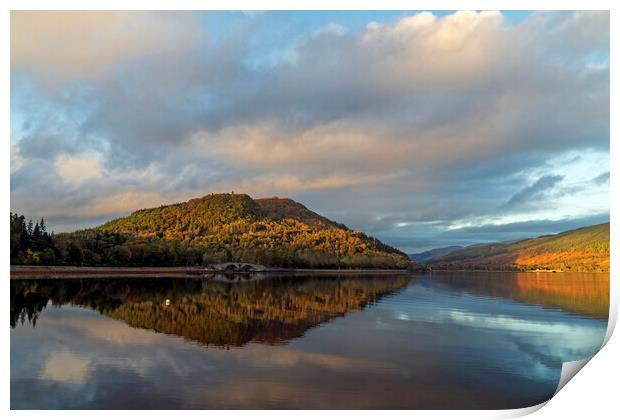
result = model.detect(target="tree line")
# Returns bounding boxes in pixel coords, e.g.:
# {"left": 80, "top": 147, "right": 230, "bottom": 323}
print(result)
{"left": 10, "top": 213, "right": 56, "bottom": 264}
{"left": 10, "top": 212, "right": 417, "bottom": 269}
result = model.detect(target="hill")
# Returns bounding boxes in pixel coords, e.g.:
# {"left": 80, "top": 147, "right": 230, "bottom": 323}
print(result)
{"left": 13, "top": 193, "right": 414, "bottom": 269}
{"left": 429, "top": 223, "right": 610, "bottom": 272}
{"left": 409, "top": 246, "right": 463, "bottom": 263}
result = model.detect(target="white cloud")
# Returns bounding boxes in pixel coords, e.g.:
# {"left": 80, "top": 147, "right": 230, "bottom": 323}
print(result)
{"left": 10, "top": 11, "right": 609, "bottom": 248}
{"left": 55, "top": 153, "right": 104, "bottom": 184}
{"left": 11, "top": 11, "right": 199, "bottom": 84}
{"left": 77, "top": 191, "right": 172, "bottom": 218}
{"left": 313, "top": 23, "right": 347, "bottom": 37}
{"left": 10, "top": 144, "right": 24, "bottom": 173}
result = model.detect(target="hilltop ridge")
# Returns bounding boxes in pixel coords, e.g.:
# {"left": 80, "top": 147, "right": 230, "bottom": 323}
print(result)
{"left": 255, "top": 197, "right": 347, "bottom": 230}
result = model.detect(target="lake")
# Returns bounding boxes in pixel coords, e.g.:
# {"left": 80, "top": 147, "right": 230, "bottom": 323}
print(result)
{"left": 10, "top": 271, "right": 609, "bottom": 409}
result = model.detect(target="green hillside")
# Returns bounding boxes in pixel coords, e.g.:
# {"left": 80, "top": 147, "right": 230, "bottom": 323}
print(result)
{"left": 15, "top": 193, "right": 414, "bottom": 269}
{"left": 429, "top": 223, "right": 610, "bottom": 272}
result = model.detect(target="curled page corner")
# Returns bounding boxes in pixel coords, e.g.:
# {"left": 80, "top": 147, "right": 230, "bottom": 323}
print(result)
{"left": 554, "top": 356, "right": 594, "bottom": 396}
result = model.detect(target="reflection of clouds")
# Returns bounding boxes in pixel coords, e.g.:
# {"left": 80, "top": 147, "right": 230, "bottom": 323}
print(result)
{"left": 45, "top": 313, "right": 159, "bottom": 346}
{"left": 12, "top": 276, "right": 609, "bottom": 409}
{"left": 14, "top": 308, "right": 177, "bottom": 378}
{"left": 42, "top": 306, "right": 400, "bottom": 376}
{"left": 39, "top": 351, "right": 90, "bottom": 384}
{"left": 445, "top": 308, "right": 603, "bottom": 380}
{"left": 448, "top": 310, "right": 605, "bottom": 361}
{"left": 389, "top": 282, "right": 606, "bottom": 357}
{"left": 15, "top": 304, "right": 403, "bottom": 408}
{"left": 385, "top": 281, "right": 606, "bottom": 384}
{"left": 447, "top": 310, "right": 601, "bottom": 337}
{"left": 191, "top": 378, "right": 337, "bottom": 409}
{"left": 515, "top": 355, "right": 555, "bottom": 382}
{"left": 229, "top": 344, "right": 399, "bottom": 373}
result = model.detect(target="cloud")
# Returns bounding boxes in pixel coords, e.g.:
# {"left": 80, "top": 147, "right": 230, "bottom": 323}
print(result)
{"left": 313, "top": 22, "right": 347, "bottom": 37}
{"left": 591, "top": 171, "right": 609, "bottom": 185}
{"left": 77, "top": 191, "right": 173, "bottom": 218}
{"left": 10, "top": 144, "right": 23, "bottom": 173}
{"left": 10, "top": 11, "right": 610, "bottom": 248}
{"left": 11, "top": 11, "right": 199, "bottom": 85}
{"left": 55, "top": 153, "right": 104, "bottom": 185}
{"left": 548, "top": 11, "right": 610, "bottom": 53}
{"left": 503, "top": 175, "right": 564, "bottom": 209}
{"left": 446, "top": 214, "right": 609, "bottom": 236}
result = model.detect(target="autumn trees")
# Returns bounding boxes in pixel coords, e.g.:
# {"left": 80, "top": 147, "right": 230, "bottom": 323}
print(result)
{"left": 10, "top": 194, "right": 415, "bottom": 269}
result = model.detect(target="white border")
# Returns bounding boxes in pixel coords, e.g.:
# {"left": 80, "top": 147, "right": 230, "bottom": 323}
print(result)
{"left": 2, "top": 1, "right": 617, "bottom": 419}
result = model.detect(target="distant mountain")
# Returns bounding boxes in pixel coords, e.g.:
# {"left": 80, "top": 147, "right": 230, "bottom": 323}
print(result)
{"left": 44, "top": 193, "right": 414, "bottom": 269}
{"left": 429, "top": 223, "right": 610, "bottom": 272}
{"left": 409, "top": 246, "right": 463, "bottom": 263}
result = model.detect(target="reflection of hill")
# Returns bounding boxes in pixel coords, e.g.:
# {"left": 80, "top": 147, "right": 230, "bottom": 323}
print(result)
{"left": 11, "top": 275, "right": 411, "bottom": 346}
{"left": 430, "top": 272, "right": 609, "bottom": 320}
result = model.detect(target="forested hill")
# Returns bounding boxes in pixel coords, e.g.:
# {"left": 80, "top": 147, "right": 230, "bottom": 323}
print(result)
{"left": 429, "top": 223, "right": 610, "bottom": 272}
{"left": 12, "top": 193, "right": 414, "bottom": 269}
{"left": 99, "top": 194, "right": 347, "bottom": 235}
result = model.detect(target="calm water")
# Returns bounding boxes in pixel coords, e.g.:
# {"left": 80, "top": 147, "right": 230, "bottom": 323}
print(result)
{"left": 11, "top": 272, "right": 609, "bottom": 409}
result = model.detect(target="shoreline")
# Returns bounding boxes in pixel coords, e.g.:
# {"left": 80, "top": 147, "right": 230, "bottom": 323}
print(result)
{"left": 428, "top": 268, "right": 608, "bottom": 274}
{"left": 10, "top": 265, "right": 415, "bottom": 280}
{"left": 10, "top": 265, "right": 607, "bottom": 280}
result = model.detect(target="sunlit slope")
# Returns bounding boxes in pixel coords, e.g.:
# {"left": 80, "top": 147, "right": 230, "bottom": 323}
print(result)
{"left": 430, "top": 223, "right": 609, "bottom": 272}
{"left": 94, "top": 193, "right": 412, "bottom": 269}
{"left": 255, "top": 197, "right": 347, "bottom": 230}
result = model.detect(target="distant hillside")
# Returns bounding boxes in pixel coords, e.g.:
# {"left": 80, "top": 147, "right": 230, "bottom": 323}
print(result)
{"left": 429, "top": 223, "right": 610, "bottom": 272}
{"left": 410, "top": 246, "right": 463, "bottom": 263}
{"left": 35, "top": 193, "right": 414, "bottom": 269}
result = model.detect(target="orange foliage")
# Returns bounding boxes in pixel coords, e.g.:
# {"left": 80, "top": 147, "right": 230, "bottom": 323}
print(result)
{"left": 514, "top": 251, "right": 610, "bottom": 272}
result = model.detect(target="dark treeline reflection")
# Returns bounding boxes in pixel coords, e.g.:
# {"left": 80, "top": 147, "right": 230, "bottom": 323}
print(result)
{"left": 11, "top": 275, "right": 411, "bottom": 346}
{"left": 430, "top": 272, "right": 609, "bottom": 319}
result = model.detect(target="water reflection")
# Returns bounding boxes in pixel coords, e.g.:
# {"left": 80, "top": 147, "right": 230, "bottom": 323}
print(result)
{"left": 10, "top": 272, "right": 609, "bottom": 409}
{"left": 429, "top": 271, "right": 609, "bottom": 319}
{"left": 11, "top": 275, "right": 411, "bottom": 346}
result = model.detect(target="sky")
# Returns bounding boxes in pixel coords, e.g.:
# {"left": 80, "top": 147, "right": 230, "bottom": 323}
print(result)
{"left": 10, "top": 10, "right": 610, "bottom": 253}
